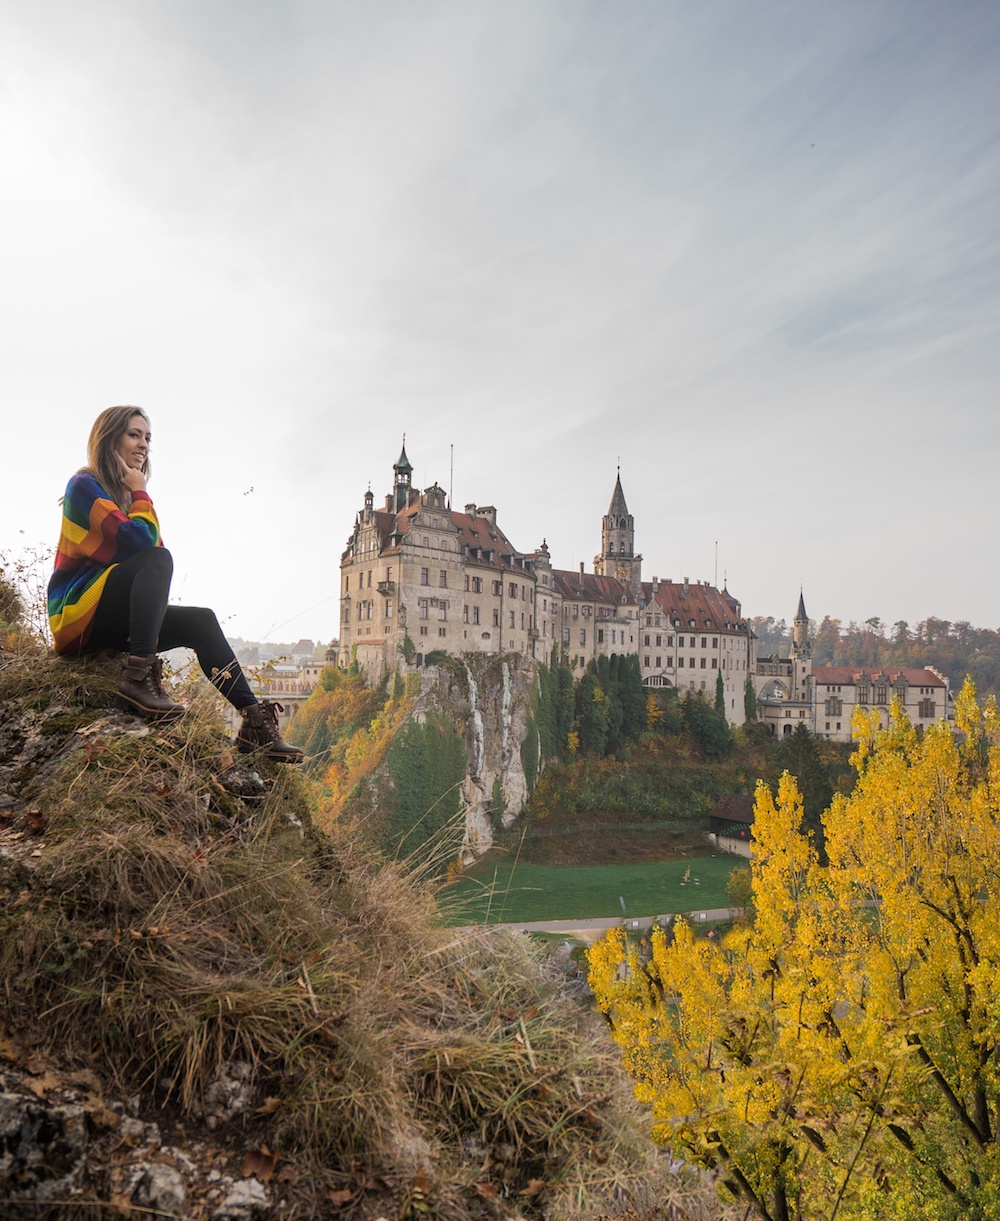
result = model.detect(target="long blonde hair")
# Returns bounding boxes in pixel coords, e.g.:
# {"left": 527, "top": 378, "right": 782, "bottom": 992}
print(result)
{"left": 83, "top": 406, "right": 151, "bottom": 509}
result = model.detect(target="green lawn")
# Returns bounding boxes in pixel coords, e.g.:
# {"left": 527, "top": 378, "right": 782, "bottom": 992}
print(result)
{"left": 438, "top": 854, "right": 740, "bottom": 925}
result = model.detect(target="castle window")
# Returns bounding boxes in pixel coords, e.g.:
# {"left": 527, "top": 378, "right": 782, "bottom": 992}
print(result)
{"left": 438, "top": 604, "right": 447, "bottom": 621}
{"left": 701, "top": 637, "right": 707, "bottom": 648}
{"left": 711, "top": 658, "right": 717, "bottom": 668}
{"left": 655, "top": 656, "right": 661, "bottom": 667}
{"left": 678, "top": 657, "right": 684, "bottom": 668}
{"left": 712, "top": 638, "right": 718, "bottom": 648}
{"left": 492, "top": 580, "right": 502, "bottom": 596}
{"left": 875, "top": 686, "right": 887, "bottom": 704}
{"left": 494, "top": 610, "right": 501, "bottom": 627}
{"left": 439, "top": 627, "right": 446, "bottom": 637}
{"left": 472, "top": 607, "right": 480, "bottom": 625}
{"left": 667, "top": 635, "right": 673, "bottom": 647}
{"left": 700, "top": 658, "right": 707, "bottom": 669}
{"left": 420, "top": 626, "right": 428, "bottom": 636}
{"left": 419, "top": 600, "right": 428, "bottom": 620}
{"left": 509, "top": 611, "right": 515, "bottom": 628}
{"left": 598, "top": 629, "right": 605, "bottom": 644}
{"left": 384, "top": 602, "right": 392, "bottom": 618}
{"left": 420, "top": 568, "right": 429, "bottom": 586}
{"left": 656, "top": 635, "right": 661, "bottom": 647}
{"left": 643, "top": 656, "right": 649, "bottom": 667}
{"left": 644, "top": 635, "right": 650, "bottom": 646}
{"left": 422, "top": 535, "right": 429, "bottom": 547}
{"left": 918, "top": 699, "right": 936, "bottom": 718}
{"left": 825, "top": 698, "right": 842, "bottom": 716}
{"left": 509, "top": 582, "right": 518, "bottom": 598}
{"left": 439, "top": 570, "right": 447, "bottom": 588}
{"left": 579, "top": 629, "right": 586, "bottom": 645}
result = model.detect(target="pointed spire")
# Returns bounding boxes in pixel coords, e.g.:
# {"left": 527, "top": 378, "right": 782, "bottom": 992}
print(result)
{"left": 394, "top": 435, "right": 412, "bottom": 475}
{"left": 607, "top": 471, "right": 629, "bottom": 517}
{"left": 796, "top": 589, "right": 808, "bottom": 622}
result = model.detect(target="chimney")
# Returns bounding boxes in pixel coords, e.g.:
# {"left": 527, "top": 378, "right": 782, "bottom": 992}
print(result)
{"left": 465, "top": 503, "right": 477, "bottom": 519}
{"left": 652, "top": 576, "right": 659, "bottom": 594}
{"left": 683, "top": 577, "right": 689, "bottom": 595}
{"left": 580, "top": 562, "right": 585, "bottom": 576}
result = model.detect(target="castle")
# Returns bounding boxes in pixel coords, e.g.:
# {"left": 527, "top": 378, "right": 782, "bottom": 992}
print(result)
{"left": 752, "top": 592, "right": 951, "bottom": 742}
{"left": 338, "top": 444, "right": 756, "bottom": 725}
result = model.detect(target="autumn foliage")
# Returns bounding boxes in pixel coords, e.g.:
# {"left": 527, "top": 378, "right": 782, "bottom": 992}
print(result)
{"left": 590, "top": 681, "right": 1000, "bottom": 1220}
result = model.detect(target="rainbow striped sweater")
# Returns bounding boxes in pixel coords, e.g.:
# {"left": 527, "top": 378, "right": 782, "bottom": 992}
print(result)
{"left": 47, "top": 471, "right": 161, "bottom": 654}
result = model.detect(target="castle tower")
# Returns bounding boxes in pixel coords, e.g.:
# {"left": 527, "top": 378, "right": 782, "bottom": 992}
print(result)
{"left": 791, "top": 590, "right": 813, "bottom": 708}
{"left": 791, "top": 590, "right": 811, "bottom": 659}
{"left": 593, "top": 470, "right": 643, "bottom": 591}
{"left": 389, "top": 439, "right": 414, "bottom": 513}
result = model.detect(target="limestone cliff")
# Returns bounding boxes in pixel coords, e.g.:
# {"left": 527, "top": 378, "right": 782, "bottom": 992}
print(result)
{"left": 407, "top": 653, "right": 536, "bottom": 858}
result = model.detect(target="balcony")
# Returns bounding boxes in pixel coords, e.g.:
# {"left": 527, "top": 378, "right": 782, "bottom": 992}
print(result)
{"left": 377, "top": 580, "right": 396, "bottom": 595}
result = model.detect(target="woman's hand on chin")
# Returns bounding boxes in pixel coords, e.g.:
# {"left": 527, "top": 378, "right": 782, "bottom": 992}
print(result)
{"left": 118, "top": 456, "right": 147, "bottom": 493}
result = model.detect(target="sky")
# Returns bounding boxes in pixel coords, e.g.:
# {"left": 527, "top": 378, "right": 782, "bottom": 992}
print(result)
{"left": 2, "top": 0, "right": 999, "bottom": 645}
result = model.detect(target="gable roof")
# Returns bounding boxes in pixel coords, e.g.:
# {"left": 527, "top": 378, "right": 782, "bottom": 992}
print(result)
{"left": 551, "top": 569, "right": 637, "bottom": 605}
{"left": 811, "top": 666, "right": 946, "bottom": 688}
{"left": 642, "top": 580, "right": 747, "bottom": 631}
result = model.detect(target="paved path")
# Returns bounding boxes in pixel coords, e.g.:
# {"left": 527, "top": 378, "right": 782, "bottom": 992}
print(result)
{"left": 459, "top": 907, "right": 738, "bottom": 942}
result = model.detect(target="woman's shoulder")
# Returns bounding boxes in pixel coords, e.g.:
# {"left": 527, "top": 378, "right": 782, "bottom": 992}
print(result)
{"left": 65, "top": 469, "right": 111, "bottom": 500}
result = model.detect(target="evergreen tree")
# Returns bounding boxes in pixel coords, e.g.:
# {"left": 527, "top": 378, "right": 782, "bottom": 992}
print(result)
{"left": 682, "top": 691, "right": 732, "bottom": 760}
{"left": 619, "top": 653, "right": 647, "bottom": 741}
{"left": 575, "top": 667, "right": 609, "bottom": 756}
{"left": 743, "top": 675, "right": 757, "bottom": 722}
{"left": 714, "top": 671, "right": 726, "bottom": 715}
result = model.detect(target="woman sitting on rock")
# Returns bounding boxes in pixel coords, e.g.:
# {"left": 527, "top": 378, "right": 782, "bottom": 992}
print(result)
{"left": 47, "top": 405, "right": 302, "bottom": 763}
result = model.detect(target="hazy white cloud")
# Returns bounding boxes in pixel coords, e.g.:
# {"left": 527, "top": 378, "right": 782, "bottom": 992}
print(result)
{"left": 2, "top": 0, "right": 999, "bottom": 641}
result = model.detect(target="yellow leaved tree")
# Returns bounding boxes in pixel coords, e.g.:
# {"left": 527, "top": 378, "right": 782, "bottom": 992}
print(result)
{"left": 589, "top": 680, "right": 1000, "bottom": 1221}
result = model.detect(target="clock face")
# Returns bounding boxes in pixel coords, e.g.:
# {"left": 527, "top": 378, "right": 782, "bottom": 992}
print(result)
{"left": 617, "top": 563, "right": 630, "bottom": 581}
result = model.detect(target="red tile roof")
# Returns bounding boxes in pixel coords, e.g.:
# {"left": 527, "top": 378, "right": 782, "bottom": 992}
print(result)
{"left": 812, "top": 666, "right": 946, "bottom": 688}
{"left": 552, "top": 570, "right": 638, "bottom": 605}
{"left": 642, "top": 580, "right": 747, "bottom": 631}
{"left": 352, "top": 502, "right": 531, "bottom": 572}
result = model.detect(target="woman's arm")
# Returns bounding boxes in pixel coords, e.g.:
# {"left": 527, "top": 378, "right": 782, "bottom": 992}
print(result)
{"left": 61, "top": 472, "right": 161, "bottom": 566}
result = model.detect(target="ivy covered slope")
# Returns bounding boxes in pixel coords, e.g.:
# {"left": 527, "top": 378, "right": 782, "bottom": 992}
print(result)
{"left": 0, "top": 642, "right": 669, "bottom": 1218}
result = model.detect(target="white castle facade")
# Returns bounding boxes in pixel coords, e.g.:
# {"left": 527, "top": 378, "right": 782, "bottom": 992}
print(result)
{"left": 338, "top": 445, "right": 756, "bottom": 725}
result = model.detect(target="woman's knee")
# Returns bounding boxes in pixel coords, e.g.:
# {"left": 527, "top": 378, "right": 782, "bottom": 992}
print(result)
{"left": 144, "top": 546, "right": 173, "bottom": 576}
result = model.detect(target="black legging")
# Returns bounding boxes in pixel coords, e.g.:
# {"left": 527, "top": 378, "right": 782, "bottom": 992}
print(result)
{"left": 88, "top": 548, "right": 257, "bottom": 710}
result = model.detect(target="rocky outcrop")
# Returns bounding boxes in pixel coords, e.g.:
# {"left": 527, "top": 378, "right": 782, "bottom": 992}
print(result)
{"left": 410, "top": 654, "right": 536, "bottom": 858}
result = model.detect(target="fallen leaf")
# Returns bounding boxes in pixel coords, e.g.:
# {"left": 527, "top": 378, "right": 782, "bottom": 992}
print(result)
{"left": 327, "top": 1187, "right": 356, "bottom": 1206}
{"left": 521, "top": 1179, "right": 546, "bottom": 1197}
{"left": 66, "top": 1068, "right": 102, "bottom": 1090}
{"left": 25, "top": 810, "right": 46, "bottom": 834}
{"left": 156, "top": 784, "right": 173, "bottom": 798}
{"left": 255, "top": 1096, "right": 282, "bottom": 1115}
{"left": 275, "top": 1163, "right": 298, "bottom": 1184}
{"left": 25, "top": 1071, "right": 62, "bottom": 1099}
{"left": 473, "top": 1182, "right": 498, "bottom": 1200}
{"left": 219, "top": 749, "right": 234, "bottom": 770}
{"left": 242, "top": 1147, "right": 279, "bottom": 1184}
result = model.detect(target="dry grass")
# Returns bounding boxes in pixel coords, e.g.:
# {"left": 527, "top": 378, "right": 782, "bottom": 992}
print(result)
{"left": 0, "top": 647, "right": 733, "bottom": 1218}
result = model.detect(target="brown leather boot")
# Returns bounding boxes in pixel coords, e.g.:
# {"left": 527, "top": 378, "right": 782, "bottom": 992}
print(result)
{"left": 118, "top": 654, "right": 186, "bottom": 722}
{"left": 237, "top": 700, "right": 303, "bottom": 764}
